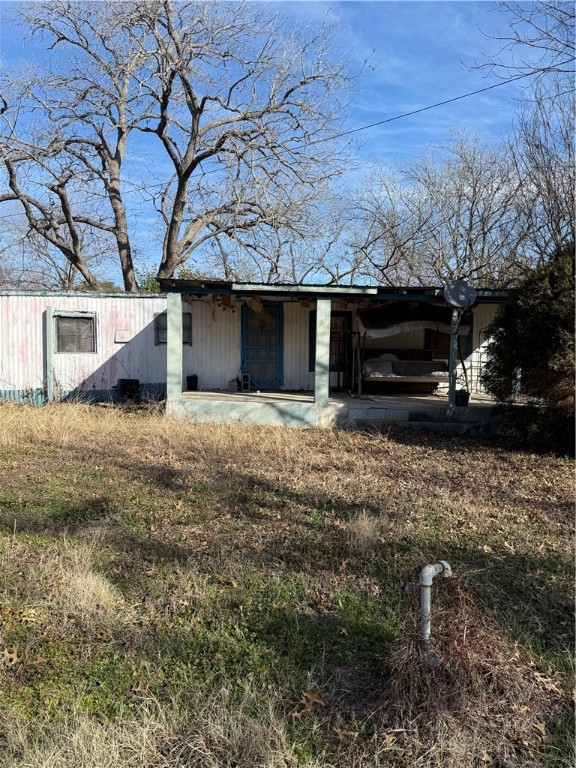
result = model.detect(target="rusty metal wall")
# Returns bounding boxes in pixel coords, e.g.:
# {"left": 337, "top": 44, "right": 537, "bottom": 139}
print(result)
{"left": 0, "top": 293, "right": 168, "bottom": 401}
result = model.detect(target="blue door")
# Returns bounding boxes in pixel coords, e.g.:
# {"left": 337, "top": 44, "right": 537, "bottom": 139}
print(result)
{"left": 241, "top": 303, "right": 283, "bottom": 390}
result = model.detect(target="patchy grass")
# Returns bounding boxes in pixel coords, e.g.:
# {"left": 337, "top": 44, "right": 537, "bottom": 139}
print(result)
{"left": 0, "top": 402, "right": 573, "bottom": 767}
{"left": 346, "top": 510, "right": 389, "bottom": 556}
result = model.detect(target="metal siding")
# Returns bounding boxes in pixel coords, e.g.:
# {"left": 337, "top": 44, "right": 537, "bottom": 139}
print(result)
{"left": 1, "top": 293, "right": 504, "bottom": 400}
{"left": 51, "top": 296, "right": 168, "bottom": 395}
{"left": 283, "top": 302, "right": 312, "bottom": 390}
{"left": 182, "top": 299, "right": 241, "bottom": 390}
{"left": 183, "top": 299, "right": 315, "bottom": 392}
{"left": 1, "top": 294, "right": 168, "bottom": 399}
{"left": 1, "top": 295, "right": 45, "bottom": 393}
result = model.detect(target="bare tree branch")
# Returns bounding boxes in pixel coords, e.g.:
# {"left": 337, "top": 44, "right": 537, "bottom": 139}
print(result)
{"left": 473, "top": 2, "right": 575, "bottom": 98}
{"left": 346, "top": 133, "right": 531, "bottom": 288}
{"left": 1, "top": 0, "right": 352, "bottom": 288}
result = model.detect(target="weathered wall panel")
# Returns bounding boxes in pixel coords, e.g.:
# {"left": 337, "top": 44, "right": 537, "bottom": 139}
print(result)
{"left": 182, "top": 298, "right": 241, "bottom": 390}
{"left": 283, "top": 302, "right": 313, "bottom": 390}
{"left": 1, "top": 293, "right": 167, "bottom": 400}
{"left": 0, "top": 295, "right": 45, "bottom": 395}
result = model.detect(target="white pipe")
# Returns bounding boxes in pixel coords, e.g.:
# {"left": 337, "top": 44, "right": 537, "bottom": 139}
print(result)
{"left": 419, "top": 561, "right": 452, "bottom": 652}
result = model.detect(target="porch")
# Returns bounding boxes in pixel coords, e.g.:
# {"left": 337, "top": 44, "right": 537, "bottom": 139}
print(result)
{"left": 171, "top": 389, "right": 496, "bottom": 432}
{"left": 161, "top": 281, "right": 505, "bottom": 431}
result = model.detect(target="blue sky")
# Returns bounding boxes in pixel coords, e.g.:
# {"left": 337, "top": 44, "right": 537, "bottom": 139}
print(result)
{"left": 1, "top": 1, "right": 530, "bottom": 166}
{"left": 295, "top": 1, "right": 528, "bottom": 167}
{"left": 0, "top": 1, "right": 539, "bottom": 280}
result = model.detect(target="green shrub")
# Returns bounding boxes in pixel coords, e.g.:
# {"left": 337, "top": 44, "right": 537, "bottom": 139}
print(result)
{"left": 483, "top": 242, "right": 575, "bottom": 454}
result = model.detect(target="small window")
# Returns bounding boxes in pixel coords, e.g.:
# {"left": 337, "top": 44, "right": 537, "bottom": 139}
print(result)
{"left": 55, "top": 314, "right": 96, "bottom": 353}
{"left": 154, "top": 312, "right": 192, "bottom": 345}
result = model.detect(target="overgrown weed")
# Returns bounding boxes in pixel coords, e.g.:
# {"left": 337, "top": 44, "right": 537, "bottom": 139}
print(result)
{"left": 0, "top": 402, "right": 573, "bottom": 767}
{"left": 0, "top": 689, "right": 318, "bottom": 768}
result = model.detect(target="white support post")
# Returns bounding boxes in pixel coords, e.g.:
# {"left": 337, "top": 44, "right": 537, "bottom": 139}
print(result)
{"left": 166, "top": 292, "right": 183, "bottom": 404}
{"left": 43, "top": 307, "right": 54, "bottom": 402}
{"left": 314, "top": 298, "right": 331, "bottom": 407}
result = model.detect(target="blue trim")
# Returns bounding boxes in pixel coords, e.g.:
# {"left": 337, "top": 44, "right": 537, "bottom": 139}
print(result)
{"left": 0, "top": 389, "right": 46, "bottom": 405}
{"left": 0, "top": 384, "right": 167, "bottom": 406}
{"left": 241, "top": 303, "right": 284, "bottom": 390}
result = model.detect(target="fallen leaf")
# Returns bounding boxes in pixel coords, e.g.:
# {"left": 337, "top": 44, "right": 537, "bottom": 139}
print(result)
{"left": 302, "top": 690, "right": 328, "bottom": 706}
{"left": 532, "top": 722, "right": 547, "bottom": 739}
{"left": 533, "top": 671, "right": 562, "bottom": 694}
{"left": 1, "top": 647, "right": 21, "bottom": 666}
{"left": 294, "top": 689, "right": 329, "bottom": 715}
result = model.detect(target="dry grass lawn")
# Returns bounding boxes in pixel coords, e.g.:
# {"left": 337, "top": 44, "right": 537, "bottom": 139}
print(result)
{"left": 0, "top": 402, "right": 573, "bottom": 767}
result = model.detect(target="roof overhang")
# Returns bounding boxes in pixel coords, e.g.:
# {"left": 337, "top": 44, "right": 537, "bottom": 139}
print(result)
{"left": 158, "top": 279, "right": 508, "bottom": 304}
{"left": 159, "top": 279, "right": 379, "bottom": 300}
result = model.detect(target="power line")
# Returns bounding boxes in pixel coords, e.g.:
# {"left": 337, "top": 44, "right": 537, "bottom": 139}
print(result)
{"left": 0, "top": 70, "right": 539, "bottom": 216}
{"left": 309, "top": 70, "right": 537, "bottom": 146}
{"left": 138, "top": 70, "right": 542, "bottom": 182}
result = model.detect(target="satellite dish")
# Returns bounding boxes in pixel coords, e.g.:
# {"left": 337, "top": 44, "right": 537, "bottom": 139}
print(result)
{"left": 443, "top": 279, "right": 477, "bottom": 310}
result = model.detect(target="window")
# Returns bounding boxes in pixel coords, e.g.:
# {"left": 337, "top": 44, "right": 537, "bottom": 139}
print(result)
{"left": 55, "top": 314, "right": 96, "bottom": 353}
{"left": 154, "top": 312, "right": 192, "bottom": 345}
{"left": 308, "top": 311, "right": 352, "bottom": 372}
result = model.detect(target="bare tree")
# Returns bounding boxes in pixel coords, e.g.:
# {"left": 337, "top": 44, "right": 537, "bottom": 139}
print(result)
{"left": 0, "top": 122, "right": 101, "bottom": 288}
{"left": 347, "top": 134, "right": 528, "bottom": 287}
{"left": 0, "top": 1, "right": 351, "bottom": 289}
{"left": 471, "top": 2, "right": 575, "bottom": 264}
{"left": 343, "top": 172, "right": 436, "bottom": 286}
{"left": 476, "top": 1, "right": 575, "bottom": 96}
{"left": 511, "top": 83, "right": 575, "bottom": 262}
{"left": 197, "top": 192, "right": 351, "bottom": 284}
{"left": 130, "top": 0, "right": 350, "bottom": 280}
{"left": 1, "top": 1, "right": 153, "bottom": 291}
{"left": 0, "top": 208, "right": 116, "bottom": 291}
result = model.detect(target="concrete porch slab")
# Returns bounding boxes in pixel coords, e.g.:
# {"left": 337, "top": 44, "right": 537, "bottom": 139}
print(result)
{"left": 170, "top": 389, "right": 495, "bottom": 432}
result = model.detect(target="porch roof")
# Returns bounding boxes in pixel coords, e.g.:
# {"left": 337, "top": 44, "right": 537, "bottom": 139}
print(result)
{"left": 158, "top": 279, "right": 508, "bottom": 304}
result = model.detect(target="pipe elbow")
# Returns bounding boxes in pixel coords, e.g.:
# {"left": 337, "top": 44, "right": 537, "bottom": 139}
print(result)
{"left": 419, "top": 561, "right": 452, "bottom": 587}
{"left": 439, "top": 560, "right": 452, "bottom": 578}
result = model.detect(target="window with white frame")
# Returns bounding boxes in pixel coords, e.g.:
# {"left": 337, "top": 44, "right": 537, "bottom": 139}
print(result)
{"left": 154, "top": 312, "right": 192, "bottom": 345}
{"left": 55, "top": 313, "right": 97, "bottom": 353}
